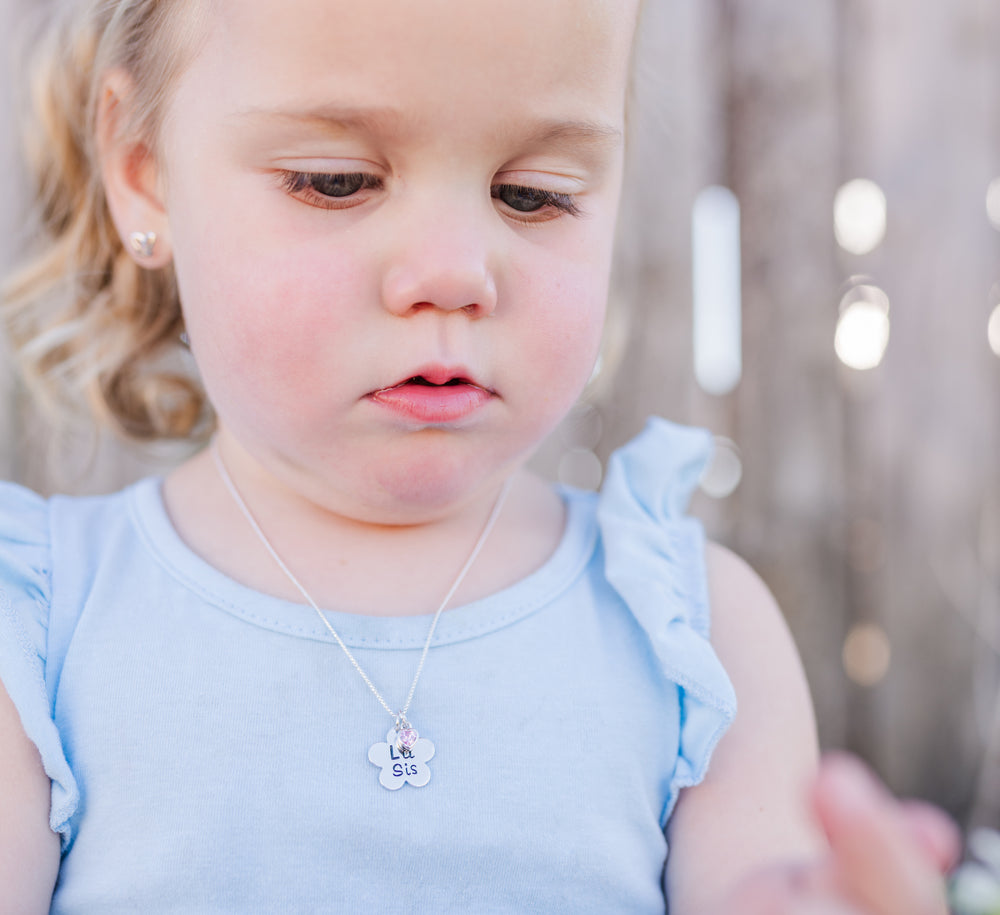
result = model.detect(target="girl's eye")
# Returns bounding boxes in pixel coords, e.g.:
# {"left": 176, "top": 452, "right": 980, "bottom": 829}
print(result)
{"left": 491, "top": 183, "right": 581, "bottom": 220}
{"left": 279, "top": 171, "right": 382, "bottom": 208}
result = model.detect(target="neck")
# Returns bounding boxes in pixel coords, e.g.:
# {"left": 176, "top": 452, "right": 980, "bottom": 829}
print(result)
{"left": 162, "top": 441, "right": 566, "bottom": 618}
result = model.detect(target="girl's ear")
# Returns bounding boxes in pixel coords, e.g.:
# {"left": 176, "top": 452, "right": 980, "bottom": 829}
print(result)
{"left": 97, "top": 69, "right": 173, "bottom": 269}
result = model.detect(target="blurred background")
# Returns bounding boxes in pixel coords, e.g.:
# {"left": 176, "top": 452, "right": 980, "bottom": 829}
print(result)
{"left": 1, "top": 0, "right": 999, "bottom": 830}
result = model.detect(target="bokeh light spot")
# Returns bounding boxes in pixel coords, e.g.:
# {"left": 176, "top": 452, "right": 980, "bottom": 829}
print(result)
{"left": 834, "top": 179, "right": 887, "bottom": 255}
{"left": 699, "top": 437, "right": 743, "bottom": 499}
{"left": 843, "top": 623, "right": 892, "bottom": 687}
{"left": 835, "top": 285, "right": 891, "bottom": 370}
{"left": 987, "top": 178, "right": 1000, "bottom": 230}
{"left": 693, "top": 185, "right": 742, "bottom": 396}
{"left": 988, "top": 303, "right": 1000, "bottom": 357}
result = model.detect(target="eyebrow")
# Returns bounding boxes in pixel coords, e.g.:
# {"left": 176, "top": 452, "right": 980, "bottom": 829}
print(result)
{"left": 229, "top": 104, "right": 622, "bottom": 149}
{"left": 229, "top": 105, "right": 399, "bottom": 135}
{"left": 517, "top": 119, "right": 623, "bottom": 151}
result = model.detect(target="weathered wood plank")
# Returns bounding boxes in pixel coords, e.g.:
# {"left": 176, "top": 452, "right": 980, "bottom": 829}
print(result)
{"left": 721, "top": 0, "right": 851, "bottom": 753}
{"left": 846, "top": 0, "right": 1000, "bottom": 819}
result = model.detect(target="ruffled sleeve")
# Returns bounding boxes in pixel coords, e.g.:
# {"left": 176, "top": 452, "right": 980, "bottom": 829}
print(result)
{"left": 597, "top": 417, "right": 737, "bottom": 825}
{"left": 0, "top": 481, "right": 78, "bottom": 848}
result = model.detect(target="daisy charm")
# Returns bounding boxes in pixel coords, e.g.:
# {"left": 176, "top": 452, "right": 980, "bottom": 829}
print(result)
{"left": 368, "top": 727, "right": 436, "bottom": 790}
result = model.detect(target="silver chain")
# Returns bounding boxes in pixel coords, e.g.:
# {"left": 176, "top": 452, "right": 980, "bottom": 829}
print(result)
{"left": 210, "top": 442, "right": 510, "bottom": 723}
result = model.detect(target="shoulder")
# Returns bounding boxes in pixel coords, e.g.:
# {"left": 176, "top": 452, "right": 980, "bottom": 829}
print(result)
{"left": 704, "top": 541, "right": 802, "bottom": 666}
{"left": 664, "top": 541, "right": 822, "bottom": 910}
{"left": 0, "top": 676, "right": 61, "bottom": 912}
{"left": 0, "top": 479, "right": 47, "bottom": 507}
{"left": 0, "top": 481, "right": 62, "bottom": 909}
{"left": 702, "top": 542, "right": 819, "bottom": 777}
{"left": 0, "top": 480, "right": 52, "bottom": 606}
{"left": 701, "top": 542, "right": 818, "bottom": 789}
{"left": 703, "top": 541, "right": 817, "bottom": 769}
{"left": 0, "top": 479, "right": 48, "bottom": 534}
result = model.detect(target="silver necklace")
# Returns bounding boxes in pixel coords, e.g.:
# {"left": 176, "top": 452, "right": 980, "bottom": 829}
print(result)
{"left": 210, "top": 442, "right": 510, "bottom": 790}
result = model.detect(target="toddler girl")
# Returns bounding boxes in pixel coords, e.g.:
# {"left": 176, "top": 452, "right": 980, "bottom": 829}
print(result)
{"left": 0, "top": 0, "right": 956, "bottom": 912}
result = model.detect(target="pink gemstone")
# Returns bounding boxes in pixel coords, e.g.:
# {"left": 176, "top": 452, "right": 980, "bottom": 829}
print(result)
{"left": 397, "top": 727, "right": 419, "bottom": 751}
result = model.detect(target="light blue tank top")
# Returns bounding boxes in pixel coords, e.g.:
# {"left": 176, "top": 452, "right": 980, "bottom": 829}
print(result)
{"left": 0, "top": 417, "right": 736, "bottom": 913}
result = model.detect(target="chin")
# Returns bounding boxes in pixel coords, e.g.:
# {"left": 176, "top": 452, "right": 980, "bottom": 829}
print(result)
{"left": 371, "top": 464, "right": 484, "bottom": 515}
{"left": 365, "top": 440, "right": 517, "bottom": 520}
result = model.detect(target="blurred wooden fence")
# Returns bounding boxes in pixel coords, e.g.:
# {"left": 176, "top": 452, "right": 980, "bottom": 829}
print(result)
{"left": 3, "top": 0, "right": 1000, "bottom": 826}
{"left": 541, "top": 0, "right": 1000, "bottom": 826}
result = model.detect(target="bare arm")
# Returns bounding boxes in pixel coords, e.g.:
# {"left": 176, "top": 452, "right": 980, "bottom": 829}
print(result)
{"left": 664, "top": 541, "right": 822, "bottom": 911}
{"left": 0, "top": 682, "right": 59, "bottom": 914}
{"left": 665, "top": 543, "right": 955, "bottom": 914}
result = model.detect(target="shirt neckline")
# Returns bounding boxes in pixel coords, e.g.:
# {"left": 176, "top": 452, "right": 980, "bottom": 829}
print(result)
{"left": 127, "top": 477, "right": 597, "bottom": 649}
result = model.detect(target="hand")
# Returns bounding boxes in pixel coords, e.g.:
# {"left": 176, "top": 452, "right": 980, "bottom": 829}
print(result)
{"left": 711, "top": 753, "right": 960, "bottom": 914}
{"left": 811, "top": 753, "right": 959, "bottom": 912}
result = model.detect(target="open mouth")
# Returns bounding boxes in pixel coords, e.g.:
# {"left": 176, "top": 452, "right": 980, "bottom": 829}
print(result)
{"left": 374, "top": 368, "right": 490, "bottom": 393}
{"left": 402, "top": 376, "right": 469, "bottom": 387}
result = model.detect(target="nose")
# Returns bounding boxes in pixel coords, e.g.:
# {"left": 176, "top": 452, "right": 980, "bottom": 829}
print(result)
{"left": 380, "top": 205, "right": 499, "bottom": 319}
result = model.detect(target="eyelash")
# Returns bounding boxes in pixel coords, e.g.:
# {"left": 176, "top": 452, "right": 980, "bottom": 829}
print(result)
{"left": 491, "top": 184, "right": 582, "bottom": 221}
{"left": 278, "top": 171, "right": 582, "bottom": 222}
{"left": 278, "top": 170, "right": 382, "bottom": 208}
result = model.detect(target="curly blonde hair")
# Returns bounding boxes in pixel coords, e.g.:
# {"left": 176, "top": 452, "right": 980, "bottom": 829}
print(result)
{"left": 3, "top": 0, "right": 209, "bottom": 440}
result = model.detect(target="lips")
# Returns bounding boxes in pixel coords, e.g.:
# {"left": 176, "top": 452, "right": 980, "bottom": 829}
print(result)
{"left": 369, "top": 369, "right": 494, "bottom": 423}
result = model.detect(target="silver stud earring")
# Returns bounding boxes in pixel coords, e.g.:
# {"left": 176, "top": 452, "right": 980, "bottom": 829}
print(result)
{"left": 128, "top": 231, "right": 157, "bottom": 259}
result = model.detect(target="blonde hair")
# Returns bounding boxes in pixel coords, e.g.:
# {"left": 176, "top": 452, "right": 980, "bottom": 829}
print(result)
{"left": 3, "top": 0, "right": 209, "bottom": 441}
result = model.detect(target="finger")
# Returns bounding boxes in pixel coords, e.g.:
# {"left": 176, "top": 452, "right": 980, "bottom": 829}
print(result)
{"left": 787, "top": 904, "right": 866, "bottom": 915}
{"left": 715, "top": 863, "right": 864, "bottom": 915}
{"left": 900, "top": 799, "right": 962, "bottom": 874}
{"left": 812, "top": 754, "right": 949, "bottom": 915}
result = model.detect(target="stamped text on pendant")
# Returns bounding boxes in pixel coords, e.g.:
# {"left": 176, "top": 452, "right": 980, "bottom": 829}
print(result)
{"left": 368, "top": 728, "right": 436, "bottom": 790}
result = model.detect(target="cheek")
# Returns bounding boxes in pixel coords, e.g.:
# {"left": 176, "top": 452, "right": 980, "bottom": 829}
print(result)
{"left": 174, "top": 210, "right": 372, "bottom": 400}
{"left": 515, "top": 235, "right": 612, "bottom": 375}
{"left": 179, "top": 262, "right": 380, "bottom": 449}
{"left": 536, "top": 294, "right": 606, "bottom": 394}
{"left": 168, "top": 168, "right": 371, "bottom": 373}
{"left": 506, "top": 260, "right": 609, "bottom": 431}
